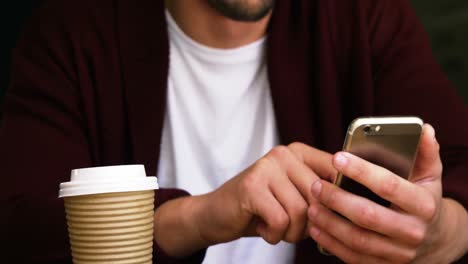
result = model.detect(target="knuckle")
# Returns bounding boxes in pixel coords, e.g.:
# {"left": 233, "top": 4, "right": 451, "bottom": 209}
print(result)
{"left": 266, "top": 237, "right": 281, "bottom": 245}
{"left": 287, "top": 142, "right": 305, "bottom": 160}
{"left": 358, "top": 205, "right": 379, "bottom": 229}
{"left": 253, "top": 157, "right": 274, "bottom": 176}
{"left": 408, "top": 226, "right": 426, "bottom": 246}
{"left": 379, "top": 174, "right": 400, "bottom": 198}
{"left": 350, "top": 229, "right": 369, "bottom": 251}
{"left": 270, "top": 212, "right": 290, "bottom": 233}
{"left": 420, "top": 197, "right": 437, "bottom": 221}
{"left": 283, "top": 234, "right": 298, "bottom": 244}
{"left": 288, "top": 141, "right": 305, "bottom": 149}
{"left": 287, "top": 142, "right": 305, "bottom": 151}
{"left": 323, "top": 187, "right": 339, "bottom": 207}
{"left": 263, "top": 231, "right": 281, "bottom": 245}
{"left": 269, "top": 145, "right": 291, "bottom": 162}
{"left": 352, "top": 160, "right": 368, "bottom": 182}
{"left": 283, "top": 202, "right": 308, "bottom": 243}
{"left": 291, "top": 200, "right": 308, "bottom": 218}
{"left": 321, "top": 211, "right": 334, "bottom": 231}
{"left": 284, "top": 229, "right": 304, "bottom": 243}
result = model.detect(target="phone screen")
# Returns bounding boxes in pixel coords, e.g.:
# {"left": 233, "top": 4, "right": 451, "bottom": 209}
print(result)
{"left": 336, "top": 122, "right": 422, "bottom": 207}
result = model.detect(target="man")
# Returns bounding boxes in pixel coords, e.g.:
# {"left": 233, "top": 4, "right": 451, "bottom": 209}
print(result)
{"left": 1, "top": 0, "right": 467, "bottom": 263}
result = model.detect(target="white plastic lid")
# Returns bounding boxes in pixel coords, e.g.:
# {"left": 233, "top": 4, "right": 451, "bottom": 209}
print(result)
{"left": 59, "top": 165, "right": 159, "bottom": 198}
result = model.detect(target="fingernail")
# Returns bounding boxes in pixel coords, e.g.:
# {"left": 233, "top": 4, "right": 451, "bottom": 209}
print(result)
{"left": 334, "top": 153, "right": 349, "bottom": 168}
{"left": 308, "top": 205, "right": 318, "bottom": 218}
{"left": 311, "top": 180, "right": 322, "bottom": 197}
{"left": 310, "top": 226, "right": 321, "bottom": 237}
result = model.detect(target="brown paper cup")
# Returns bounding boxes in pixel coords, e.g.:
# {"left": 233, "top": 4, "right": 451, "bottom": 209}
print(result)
{"left": 64, "top": 190, "right": 155, "bottom": 264}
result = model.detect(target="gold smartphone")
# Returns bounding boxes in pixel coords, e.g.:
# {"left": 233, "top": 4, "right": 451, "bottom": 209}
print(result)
{"left": 318, "top": 116, "right": 423, "bottom": 255}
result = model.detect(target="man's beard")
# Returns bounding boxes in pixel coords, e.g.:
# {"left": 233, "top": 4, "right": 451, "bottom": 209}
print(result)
{"left": 207, "top": 0, "right": 275, "bottom": 22}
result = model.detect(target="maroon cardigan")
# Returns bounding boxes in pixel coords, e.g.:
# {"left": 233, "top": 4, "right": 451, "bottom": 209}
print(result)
{"left": 1, "top": 0, "right": 467, "bottom": 263}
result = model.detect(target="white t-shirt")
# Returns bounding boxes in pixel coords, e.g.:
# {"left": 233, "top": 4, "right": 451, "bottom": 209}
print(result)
{"left": 157, "top": 10, "right": 295, "bottom": 264}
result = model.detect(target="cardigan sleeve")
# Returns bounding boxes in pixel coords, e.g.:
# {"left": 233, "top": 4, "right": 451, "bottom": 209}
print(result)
{"left": 366, "top": 2, "right": 467, "bottom": 262}
{"left": 0, "top": 1, "right": 90, "bottom": 262}
{"left": 0, "top": 1, "right": 206, "bottom": 263}
{"left": 368, "top": 0, "right": 468, "bottom": 210}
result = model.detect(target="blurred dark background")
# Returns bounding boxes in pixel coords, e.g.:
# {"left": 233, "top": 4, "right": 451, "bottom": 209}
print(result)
{"left": 0, "top": 1, "right": 467, "bottom": 120}
{"left": 412, "top": 0, "right": 468, "bottom": 102}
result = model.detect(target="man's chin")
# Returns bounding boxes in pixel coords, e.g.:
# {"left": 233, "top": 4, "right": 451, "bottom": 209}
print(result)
{"left": 207, "top": 0, "right": 275, "bottom": 22}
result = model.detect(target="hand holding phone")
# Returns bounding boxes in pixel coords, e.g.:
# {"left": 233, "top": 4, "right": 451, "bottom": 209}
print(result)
{"left": 334, "top": 116, "right": 423, "bottom": 207}
{"left": 309, "top": 120, "right": 464, "bottom": 263}
{"left": 318, "top": 116, "right": 423, "bottom": 255}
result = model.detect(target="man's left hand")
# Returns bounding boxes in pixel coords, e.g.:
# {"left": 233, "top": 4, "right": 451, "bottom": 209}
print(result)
{"left": 307, "top": 124, "right": 468, "bottom": 263}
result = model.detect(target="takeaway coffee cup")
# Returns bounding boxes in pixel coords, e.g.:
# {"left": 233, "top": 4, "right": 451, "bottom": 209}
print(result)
{"left": 59, "top": 165, "right": 159, "bottom": 264}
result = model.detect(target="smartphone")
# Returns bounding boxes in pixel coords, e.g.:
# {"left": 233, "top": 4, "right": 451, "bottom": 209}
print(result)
{"left": 318, "top": 116, "right": 423, "bottom": 255}
{"left": 334, "top": 116, "right": 423, "bottom": 206}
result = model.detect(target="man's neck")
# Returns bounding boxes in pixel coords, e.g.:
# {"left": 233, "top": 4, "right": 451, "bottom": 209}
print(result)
{"left": 165, "top": 0, "right": 271, "bottom": 49}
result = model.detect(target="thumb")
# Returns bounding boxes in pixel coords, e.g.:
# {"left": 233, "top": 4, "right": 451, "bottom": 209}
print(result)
{"left": 410, "top": 124, "right": 442, "bottom": 183}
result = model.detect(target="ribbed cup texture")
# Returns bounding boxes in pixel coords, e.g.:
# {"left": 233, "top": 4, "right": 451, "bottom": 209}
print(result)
{"left": 64, "top": 191, "right": 155, "bottom": 264}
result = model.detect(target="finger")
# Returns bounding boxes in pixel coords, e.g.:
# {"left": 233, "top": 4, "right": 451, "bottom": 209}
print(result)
{"left": 332, "top": 151, "right": 435, "bottom": 219}
{"left": 308, "top": 225, "right": 391, "bottom": 264}
{"left": 270, "top": 176, "right": 308, "bottom": 242}
{"left": 308, "top": 202, "right": 415, "bottom": 262}
{"left": 411, "top": 124, "right": 443, "bottom": 183}
{"left": 288, "top": 142, "right": 337, "bottom": 182}
{"left": 311, "top": 179, "right": 424, "bottom": 245}
{"left": 264, "top": 146, "right": 320, "bottom": 203}
{"left": 250, "top": 187, "right": 289, "bottom": 244}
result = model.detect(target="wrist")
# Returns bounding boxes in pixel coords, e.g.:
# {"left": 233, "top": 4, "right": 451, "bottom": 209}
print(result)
{"left": 452, "top": 199, "right": 468, "bottom": 259}
{"left": 183, "top": 193, "right": 213, "bottom": 248}
{"left": 437, "top": 198, "right": 468, "bottom": 262}
{"left": 190, "top": 190, "right": 229, "bottom": 245}
{"left": 154, "top": 195, "right": 211, "bottom": 257}
{"left": 192, "top": 187, "right": 246, "bottom": 245}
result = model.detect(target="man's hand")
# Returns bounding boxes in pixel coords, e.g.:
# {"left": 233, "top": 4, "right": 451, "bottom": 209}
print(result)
{"left": 307, "top": 124, "right": 468, "bottom": 263}
{"left": 154, "top": 143, "right": 336, "bottom": 257}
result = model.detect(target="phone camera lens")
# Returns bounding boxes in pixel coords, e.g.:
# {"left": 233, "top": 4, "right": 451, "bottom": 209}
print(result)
{"left": 363, "top": 125, "right": 372, "bottom": 134}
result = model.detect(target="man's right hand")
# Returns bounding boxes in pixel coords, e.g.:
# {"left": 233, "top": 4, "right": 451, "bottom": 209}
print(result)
{"left": 154, "top": 143, "right": 336, "bottom": 257}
